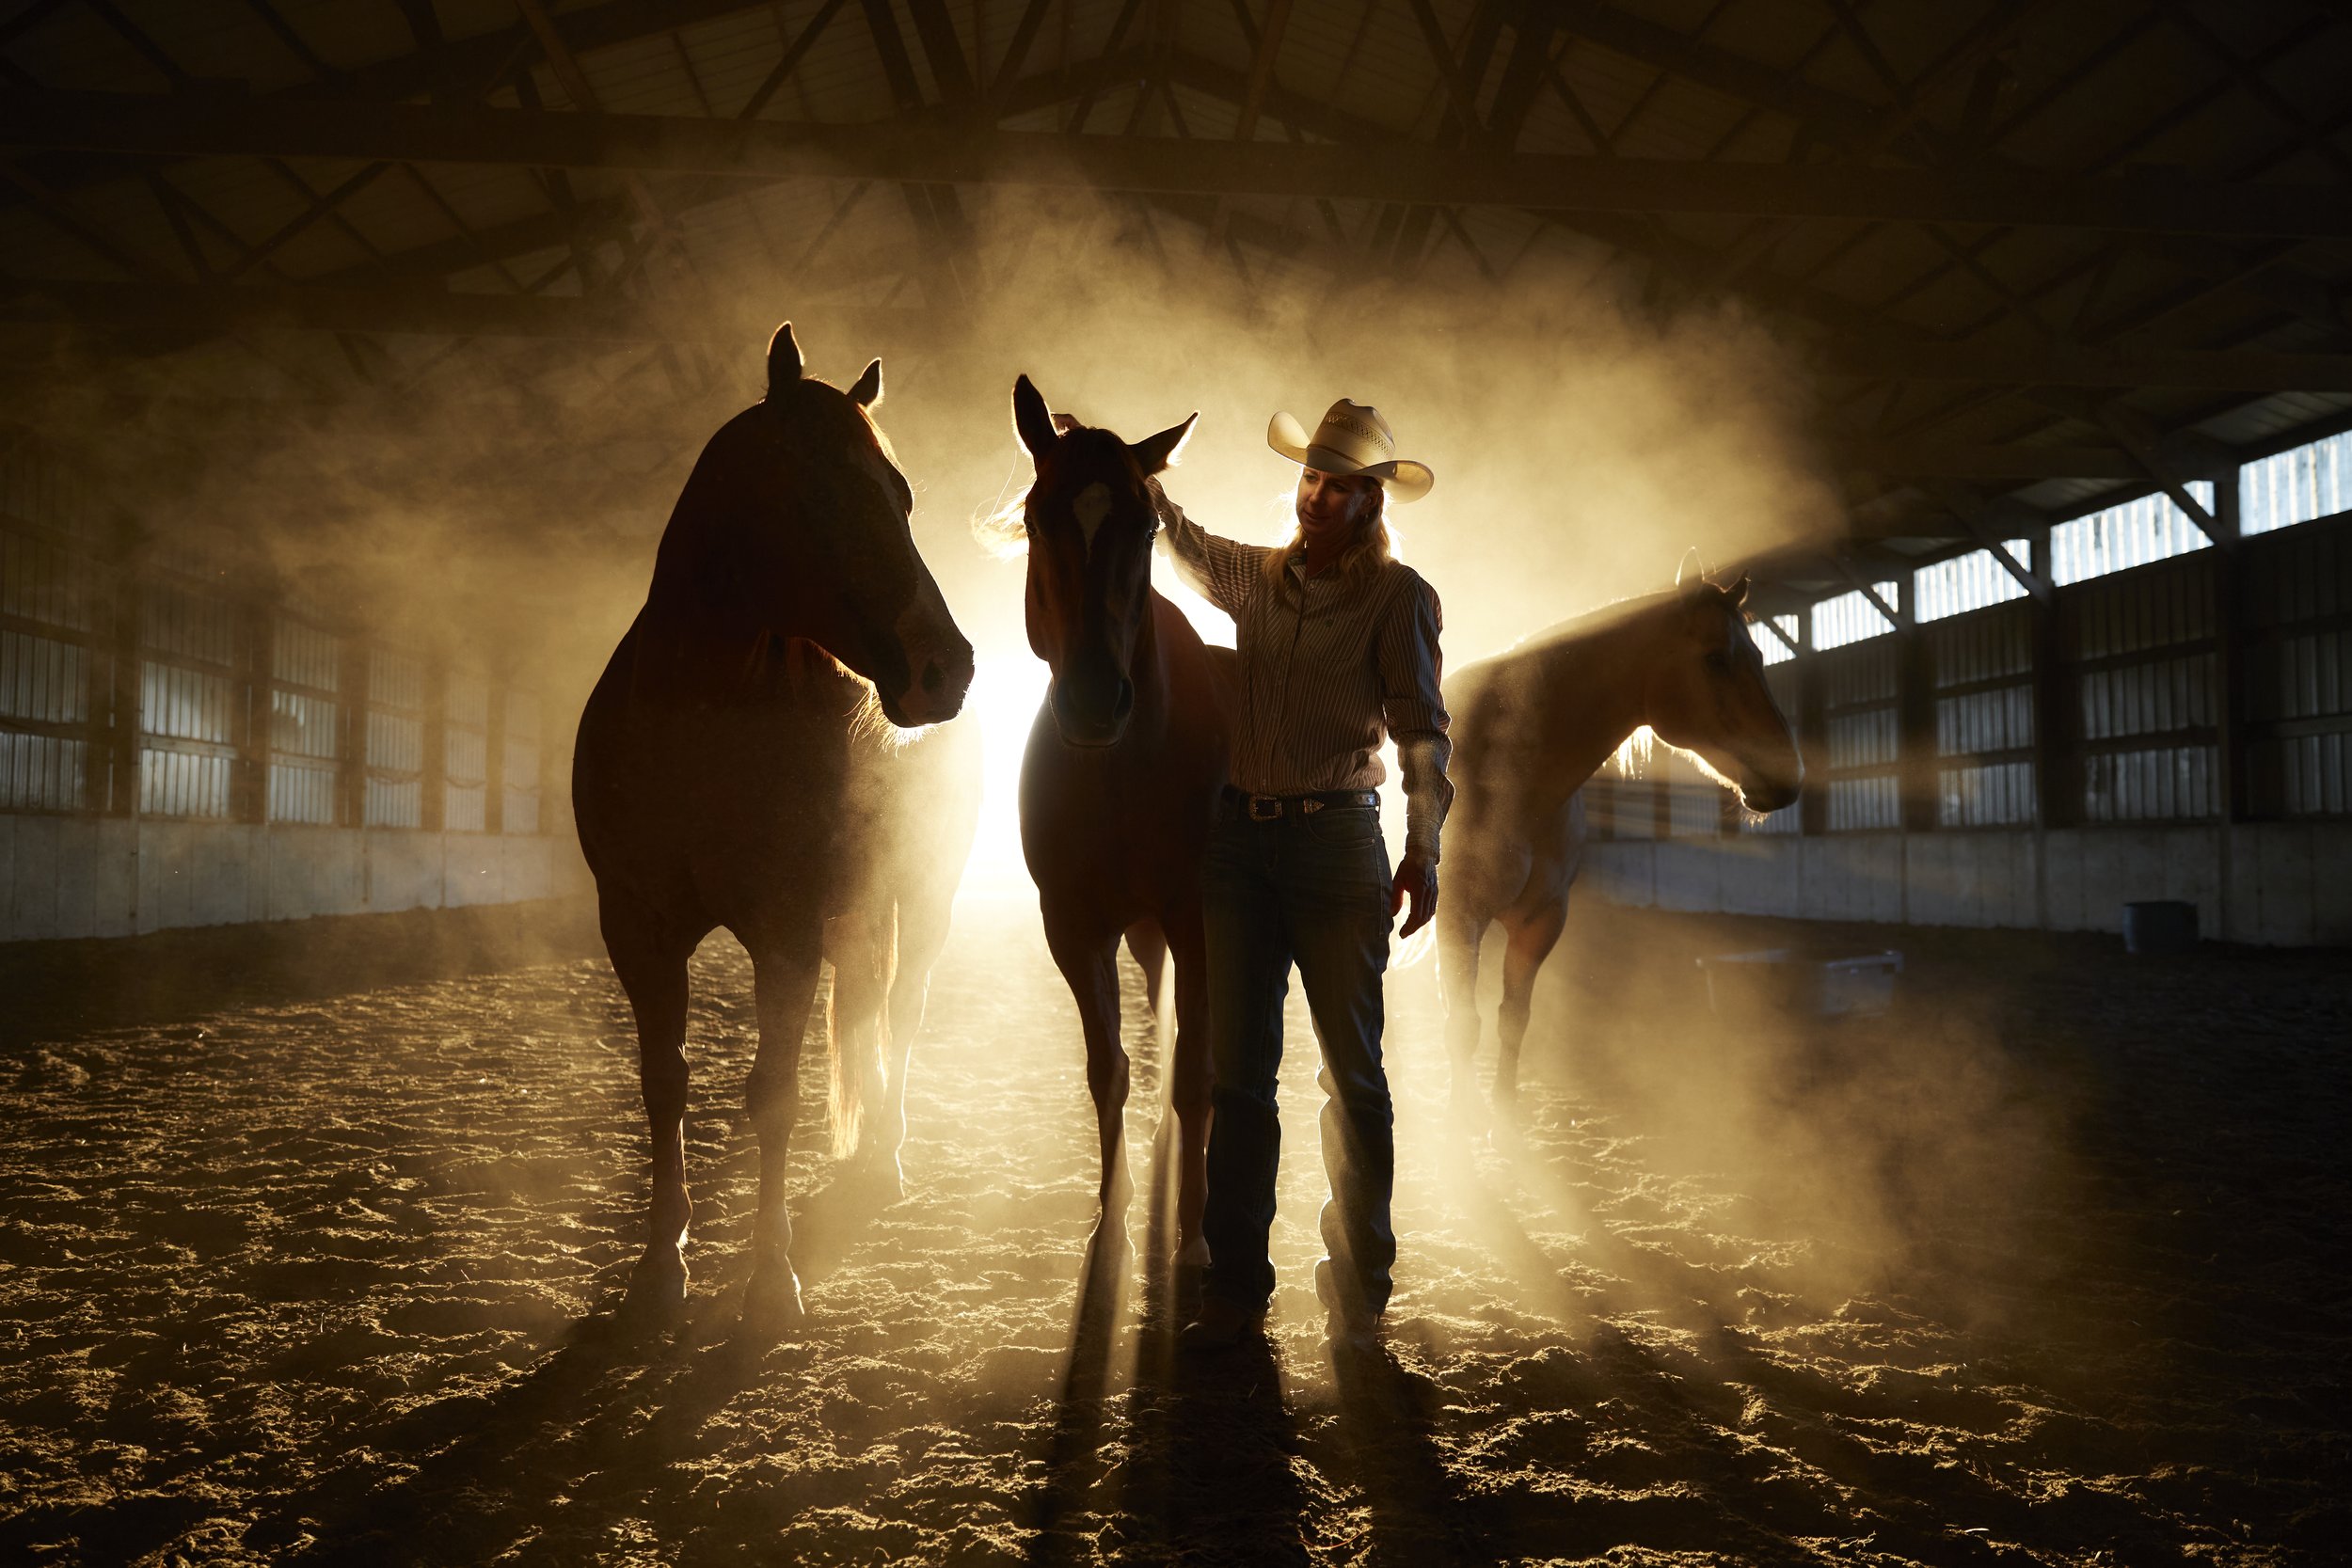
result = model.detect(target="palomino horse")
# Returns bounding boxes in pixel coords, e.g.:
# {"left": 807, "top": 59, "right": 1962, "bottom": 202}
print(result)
{"left": 1438, "top": 568, "right": 1804, "bottom": 1123}
{"left": 574, "top": 324, "right": 973, "bottom": 1325}
{"left": 822, "top": 694, "right": 982, "bottom": 1196}
{"left": 1009, "top": 376, "right": 1228, "bottom": 1265}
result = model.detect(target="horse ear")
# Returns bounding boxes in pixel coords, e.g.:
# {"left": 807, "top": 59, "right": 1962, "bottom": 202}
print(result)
{"left": 767, "top": 322, "right": 803, "bottom": 394}
{"left": 1675, "top": 546, "right": 1709, "bottom": 602}
{"left": 849, "top": 357, "right": 883, "bottom": 408}
{"left": 1727, "top": 573, "right": 1751, "bottom": 609}
{"left": 1129, "top": 413, "right": 1197, "bottom": 476}
{"left": 1011, "top": 375, "right": 1058, "bottom": 462}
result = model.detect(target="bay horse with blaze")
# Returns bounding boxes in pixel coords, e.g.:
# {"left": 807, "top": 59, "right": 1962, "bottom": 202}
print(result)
{"left": 1009, "top": 376, "right": 1229, "bottom": 1268}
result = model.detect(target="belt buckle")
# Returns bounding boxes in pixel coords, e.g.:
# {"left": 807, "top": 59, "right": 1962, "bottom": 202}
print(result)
{"left": 1247, "top": 794, "right": 1283, "bottom": 821}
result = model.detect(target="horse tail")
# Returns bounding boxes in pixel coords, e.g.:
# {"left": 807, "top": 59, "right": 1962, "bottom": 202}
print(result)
{"left": 825, "top": 905, "right": 898, "bottom": 1160}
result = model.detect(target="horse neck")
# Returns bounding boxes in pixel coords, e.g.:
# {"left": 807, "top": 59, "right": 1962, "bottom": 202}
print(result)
{"left": 1516, "top": 605, "right": 1663, "bottom": 802}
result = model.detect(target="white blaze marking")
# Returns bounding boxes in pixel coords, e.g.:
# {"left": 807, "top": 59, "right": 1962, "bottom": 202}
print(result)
{"left": 1073, "top": 483, "right": 1112, "bottom": 557}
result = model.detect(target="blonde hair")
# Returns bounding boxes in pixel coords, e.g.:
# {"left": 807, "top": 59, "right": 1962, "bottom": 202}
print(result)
{"left": 1261, "top": 481, "right": 1391, "bottom": 603}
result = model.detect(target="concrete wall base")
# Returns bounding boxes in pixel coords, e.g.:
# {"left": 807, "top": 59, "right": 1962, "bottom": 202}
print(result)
{"left": 1585, "top": 823, "right": 2352, "bottom": 946}
{"left": 0, "top": 816, "right": 596, "bottom": 943}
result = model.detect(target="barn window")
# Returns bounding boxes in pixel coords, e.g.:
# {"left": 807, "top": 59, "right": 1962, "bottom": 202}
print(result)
{"left": 1753, "top": 614, "right": 1799, "bottom": 665}
{"left": 365, "top": 651, "right": 427, "bottom": 830}
{"left": 501, "top": 689, "right": 541, "bottom": 835}
{"left": 444, "top": 673, "right": 489, "bottom": 832}
{"left": 2240, "top": 428, "right": 2352, "bottom": 536}
{"left": 1915, "top": 542, "right": 2032, "bottom": 622}
{"left": 1810, "top": 582, "right": 1899, "bottom": 651}
{"left": 2047, "top": 485, "right": 2214, "bottom": 586}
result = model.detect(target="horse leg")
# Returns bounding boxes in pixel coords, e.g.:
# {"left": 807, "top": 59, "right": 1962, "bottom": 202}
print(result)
{"left": 1436, "top": 903, "right": 1487, "bottom": 1130}
{"left": 824, "top": 909, "right": 891, "bottom": 1183}
{"left": 1163, "top": 909, "right": 1213, "bottom": 1274}
{"left": 870, "top": 889, "right": 953, "bottom": 1198}
{"left": 1495, "top": 898, "right": 1569, "bottom": 1117}
{"left": 602, "top": 905, "right": 697, "bottom": 1311}
{"left": 1044, "top": 908, "right": 1130, "bottom": 1256}
{"left": 1123, "top": 918, "right": 1169, "bottom": 1042}
{"left": 743, "top": 925, "right": 824, "bottom": 1327}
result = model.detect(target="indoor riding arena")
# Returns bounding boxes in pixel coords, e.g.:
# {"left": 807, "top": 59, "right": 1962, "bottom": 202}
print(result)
{"left": 3, "top": 4, "right": 2348, "bottom": 1566}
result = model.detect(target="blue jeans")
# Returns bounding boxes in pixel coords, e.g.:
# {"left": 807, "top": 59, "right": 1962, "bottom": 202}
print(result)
{"left": 1200, "top": 800, "right": 1395, "bottom": 1316}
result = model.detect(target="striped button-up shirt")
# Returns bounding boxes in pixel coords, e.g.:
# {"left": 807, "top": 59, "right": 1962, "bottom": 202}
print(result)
{"left": 1158, "top": 499, "right": 1454, "bottom": 861}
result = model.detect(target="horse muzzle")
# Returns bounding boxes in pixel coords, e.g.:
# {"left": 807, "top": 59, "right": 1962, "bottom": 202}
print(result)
{"left": 1739, "top": 754, "right": 1804, "bottom": 815}
{"left": 1050, "top": 665, "right": 1135, "bottom": 748}
{"left": 883, "top": 643, "right": 974, "bottom": 728}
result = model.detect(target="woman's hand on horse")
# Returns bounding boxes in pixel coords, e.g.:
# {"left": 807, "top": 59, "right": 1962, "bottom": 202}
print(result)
{"left": 1392, "top": 853, "right": 1438, "bottom": 937}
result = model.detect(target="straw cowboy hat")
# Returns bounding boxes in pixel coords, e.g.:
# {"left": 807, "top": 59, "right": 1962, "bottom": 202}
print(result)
{"left": 1267, "top": 399, "right": 1435, "bottom": 503}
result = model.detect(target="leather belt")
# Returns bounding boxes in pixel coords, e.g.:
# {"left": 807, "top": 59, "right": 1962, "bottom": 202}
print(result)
{"left": 1224, "top": 786, "right": 1378, "bottom": 821}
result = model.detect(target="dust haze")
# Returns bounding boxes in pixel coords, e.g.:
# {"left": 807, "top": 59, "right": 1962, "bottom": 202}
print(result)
{"left": 35, "top": 190, "right": 2040, "bottom": 1302}
{"left": 12, "top": 190, "right": 2338, "bottom": 1568}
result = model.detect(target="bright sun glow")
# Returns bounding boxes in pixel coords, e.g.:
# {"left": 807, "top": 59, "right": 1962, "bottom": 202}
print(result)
{"left": 955, "top": 561, "right": 1238, "bottom": 902}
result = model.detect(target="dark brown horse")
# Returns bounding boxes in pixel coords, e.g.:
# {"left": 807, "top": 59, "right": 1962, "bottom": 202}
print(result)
{"left": 573, "top": 324, "right": 973, "bottom": 1325}
{"left": 1438, "top": 569, "right": 1803, "bottom": 1125}
{"left": 1009, "top": 376, "right": 1227, "bottom": 1265}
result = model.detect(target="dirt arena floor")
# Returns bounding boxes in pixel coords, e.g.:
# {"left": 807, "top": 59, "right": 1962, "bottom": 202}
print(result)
{"left": 2, "top": 892, "right": 2347, "bottom": 1566}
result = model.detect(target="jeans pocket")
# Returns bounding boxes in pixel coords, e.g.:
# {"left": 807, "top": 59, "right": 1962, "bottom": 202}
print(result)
{"left": 1299, "top": 806, "right": 1381, "bottom": 849}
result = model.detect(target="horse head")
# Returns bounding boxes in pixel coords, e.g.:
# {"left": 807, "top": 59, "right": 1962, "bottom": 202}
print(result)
{"left": 648, "top": 323, "right": 972, "bottom": 727}
{"left": 1643, "top": 566, "right": 1804, "bottom": 814}
{"left": 1009, "top": 375, "right": 1195, "bottom": 748}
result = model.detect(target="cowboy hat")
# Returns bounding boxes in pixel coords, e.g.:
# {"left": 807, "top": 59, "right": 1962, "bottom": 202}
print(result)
{"left": 1267, "top": 399, "right": 1435, "bottom": 503}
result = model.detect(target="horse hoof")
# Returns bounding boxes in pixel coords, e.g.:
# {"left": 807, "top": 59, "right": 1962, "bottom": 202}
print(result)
{"left": 623, "top": 1253, "right": 689, "bottom": 1320}
{"left": 742, "top": 1265, "right": 805, "bottom": 1332}
{"left": 1088, "top": 1214, "right": 1134, "bottom": 1263}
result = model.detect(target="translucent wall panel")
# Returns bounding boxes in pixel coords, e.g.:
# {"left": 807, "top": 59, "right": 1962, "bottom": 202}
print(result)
{"left": 140, "top": 750, "right": 230, "bottom": 818}
{"left": 1811, "top": 583, "right": 1899, "bottom": 650}
{"left": 1, "top": 731, "right": 87, "bottom": 811}
{"left": 141, "top": 662, "right": 233, "bottom": 743}
{"left": 1752, "top": 614, "right": 1798, "bottom": 665}
{"left": 1, "top": 531, "right": 101, "bottom": 631}
{"left": 365, "top": 776, "right": 422, "bottom": 830}
{"left": 370, "top": 650, "right": 425, "bottom": 709}
{"left": 2241, "top": 429, "right": 2351, "bottom": 536}
{"left": 444, "top": 673, "right": 489, "bottom": 831}
{"left": 269, "top": 689, "right": 339, "bottom": 759}
{"left": 1915, "top": 542, "right": 2032, "bottom": 622}
{"left": 1, "top": 630, "right": 87, "bottom": 724}
{"left": 143, "top": 583, "right": 237, "bottom": 665}
{"left": 444, "top": 784, "right": 486, "bottom": 832}
{"left": 273, "top": 619, "right": 340, "bottom": 692}
{"left": 268, "top": 761, "right": 338, "bottom": 825}
{"left": 2048, "top": 484, "right": 2215, "bottom": 586}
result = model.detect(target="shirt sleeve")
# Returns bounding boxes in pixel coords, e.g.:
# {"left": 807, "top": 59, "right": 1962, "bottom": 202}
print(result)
{"left": 1378, "top": 571, "right": 1454, "bottom": 862}
{"left": 1151, "top": 489, "right": 1264, "bottom": 620}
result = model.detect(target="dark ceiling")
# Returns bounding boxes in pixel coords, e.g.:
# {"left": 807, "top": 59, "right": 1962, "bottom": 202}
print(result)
{"left": 4, "top": 0, "right": 2349, "bottom": 606}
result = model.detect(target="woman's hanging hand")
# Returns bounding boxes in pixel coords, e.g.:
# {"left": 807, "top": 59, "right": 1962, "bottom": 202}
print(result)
{"left": 1391, "top": 852, "right": 1438, "bottom": 937}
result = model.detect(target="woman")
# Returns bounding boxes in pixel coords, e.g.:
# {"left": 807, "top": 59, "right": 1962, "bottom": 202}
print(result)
{"left": 1151, "top": 398, "right": 1452, "bottom": 1349}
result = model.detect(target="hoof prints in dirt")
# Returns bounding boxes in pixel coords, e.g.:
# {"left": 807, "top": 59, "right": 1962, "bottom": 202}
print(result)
{"left": 3, "top": 905, "right": 2347, "bottom": 1564}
